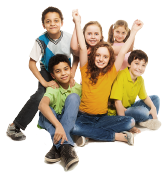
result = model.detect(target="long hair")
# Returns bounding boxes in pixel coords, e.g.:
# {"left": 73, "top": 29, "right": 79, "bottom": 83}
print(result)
{"left": 107, "top": 20, "right": 130, "bottom": 45}
{"left": 86, "top": 41, "right": 115, "bottom": 85}
{"left": 83, "top": 21, "right": 104, "bottom": 49}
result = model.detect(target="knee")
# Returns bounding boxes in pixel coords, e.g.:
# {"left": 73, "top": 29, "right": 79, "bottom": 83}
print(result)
{"left": 151, "top": 95, "right": 160, "bottom": 105}
{"left": 66, "top": 93, "right": 80, "bottom": 105}
{"left": 131, "top": 118, "right": 135, "bottom": 127}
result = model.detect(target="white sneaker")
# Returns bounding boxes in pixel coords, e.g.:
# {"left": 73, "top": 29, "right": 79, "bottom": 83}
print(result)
{"left": 139, "top": 119, "right": 161, "bottom": 130}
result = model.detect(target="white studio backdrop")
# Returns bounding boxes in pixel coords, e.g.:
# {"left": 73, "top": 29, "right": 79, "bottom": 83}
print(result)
{"left": 0, "top": 0, "right": 165, "bottom": 180}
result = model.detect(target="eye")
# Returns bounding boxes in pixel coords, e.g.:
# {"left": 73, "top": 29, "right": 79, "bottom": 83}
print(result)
{"left": 46, "top": 20, "right": 50, "bottom": 23}
{"left": 64, "top": 67, "right": 69, "bottom": 71}
{"left": 55, "top": 19, "right": 59, "bottom": 22}
{"left": 88, "top": 33, "right": 91, "bottom": 35}
{"left": 55, "top": 70, "right": 60, "bottom": 73}
{"left": 95, "top": 33, "right": 99, "bottom": 35}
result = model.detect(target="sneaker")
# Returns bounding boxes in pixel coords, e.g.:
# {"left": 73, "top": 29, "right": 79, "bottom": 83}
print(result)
{"left": 122, "top": 131, "right": 134, "bottom": 145}
{"left": 60, "top": 144, "right": 79, "bottom": 170}
{"left": 74, "top": 135, "right": 89, "bottom": 147}
{"left": 45, "top": 145, "right": 61, "bottom": 163}
{"left": 6, "top": 124, "right": 26, "bottom": 141}
{"left": 139, "top": 119, "right": 161, "bottom": 130}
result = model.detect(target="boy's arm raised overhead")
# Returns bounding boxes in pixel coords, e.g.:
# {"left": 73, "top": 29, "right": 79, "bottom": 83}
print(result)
{"left": 38, "top": 96, "right": 68, "bottom": 144}
{"left": 71, "top": 25, "right": 80, "bottom": 56}
{"left": 115, "top": 20, "right": 143, "bottom": 71}
{"left": 72, "top": 9, "right": 88, "bottom": 68}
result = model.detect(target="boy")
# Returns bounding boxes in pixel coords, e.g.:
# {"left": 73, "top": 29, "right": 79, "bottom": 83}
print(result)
{"left": 38, "top": 54, "right": 81, "bottom": 170}
{"left": 7, "top": 7, "right": 78, "bottom": 140}
{"left": 108, "top": 50, "right": 161, "bottom": 133}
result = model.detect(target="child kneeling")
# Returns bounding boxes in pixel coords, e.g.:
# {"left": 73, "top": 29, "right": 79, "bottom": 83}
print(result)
{"left": 109, "top": 50, "right": 161, "bottom": 133}
{"left": 38, "top": 54, "right": 81, "bottom": 170}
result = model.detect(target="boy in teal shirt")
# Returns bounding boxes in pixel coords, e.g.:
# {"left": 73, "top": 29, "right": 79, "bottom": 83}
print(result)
{"left": 109, "top": 50, "right": 161, "bottom": 133}
{"left": 38, "top": 54, "right": 81, "bottom": 170}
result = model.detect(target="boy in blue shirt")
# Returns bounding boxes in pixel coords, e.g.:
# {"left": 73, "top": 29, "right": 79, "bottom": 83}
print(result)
{"left": 7, "top": 7, "right": 78, "bottom": 140}
{"left": 38, "top": 54, "right": 81, "bottom": 170}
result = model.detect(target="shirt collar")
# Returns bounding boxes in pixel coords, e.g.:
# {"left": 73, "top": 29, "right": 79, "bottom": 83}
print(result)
{"left": 125, "top": 67, "right": 140, "bottom": 84}
{"left": 59, "top": 84, "right": 71, "bottom": 94}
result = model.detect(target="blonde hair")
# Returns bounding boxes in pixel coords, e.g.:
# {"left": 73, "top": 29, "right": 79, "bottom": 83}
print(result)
{"left": 107, "top": 20, "right": 130, "bottom": 45}
{"left": 83, "top": 21, "right": 104, "bottom": 49}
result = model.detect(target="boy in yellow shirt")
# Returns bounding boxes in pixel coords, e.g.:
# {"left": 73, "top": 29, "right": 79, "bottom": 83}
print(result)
{"left": 109, "top": 50, "right": 161, "bottom": 133}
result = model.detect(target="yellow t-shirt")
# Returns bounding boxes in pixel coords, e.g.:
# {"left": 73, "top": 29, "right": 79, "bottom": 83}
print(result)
{"left": 108, "top": 67, "right": 147, "bottom": 115}
{"left": 79, "top": 63, "right": 118, "bottom": 114}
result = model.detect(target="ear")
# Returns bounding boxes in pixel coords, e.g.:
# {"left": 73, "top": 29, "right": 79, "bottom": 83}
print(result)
{"left": 50, "top": 73, "right": 56, "bottom": 79}
{"left": 61, "top": 21, "right": 63, "bottom": 27}
{"left": 42, "top": 23, "right": 46, "bottom": 29}
{"left": 128, "top": 63, "right": 131, "bottom": 68}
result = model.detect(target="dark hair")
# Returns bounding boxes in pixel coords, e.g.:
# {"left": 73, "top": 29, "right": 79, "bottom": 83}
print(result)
{"left": 48, "top": 54, "right": 71, "bottom": 73}
{"left": 83, "top": 21, "right": 104, "bottom": 49}
{"left": 107, "top": 20, "right": 130, "bottom": 45}
{"left": 42, "top": 6, "right": 64, "bottom": 24}
{"left": 87, "top": 41, "right": 115, "bottom": 84}
{"left": 128, "top": 50, "right": 148, "bottom": 65}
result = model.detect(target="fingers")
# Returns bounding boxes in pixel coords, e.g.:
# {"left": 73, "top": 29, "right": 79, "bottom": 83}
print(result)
{"left": 53, "top": 133, "right": 68, "bottom": 144}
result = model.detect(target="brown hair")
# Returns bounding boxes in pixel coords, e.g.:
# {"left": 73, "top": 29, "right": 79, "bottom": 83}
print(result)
{"left": 86, "top": 41, "right": 115, "bottom": 85}
{"left": 107, "top": 20, "right": 130, "bottom": 45}
{"left": 83, "top": 21, "right": 104, "bottom": 49}
{"left": 41, "top": 6, "right": 64, "bottom": 24}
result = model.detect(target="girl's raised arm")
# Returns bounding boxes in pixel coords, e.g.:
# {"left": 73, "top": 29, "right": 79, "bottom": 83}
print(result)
{"left": 72, "top": 10, "right": 88, "bottom": 67}
{"left": 115, "top": 20, "right": 143, "bottom": 71}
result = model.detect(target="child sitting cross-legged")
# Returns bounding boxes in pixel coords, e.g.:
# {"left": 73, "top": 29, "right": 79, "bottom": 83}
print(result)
{"left": 38, "top": 54, "right": 81, "bottom": 171}
{"left": 108, "top": 50, "right": 161, "bottom": 133}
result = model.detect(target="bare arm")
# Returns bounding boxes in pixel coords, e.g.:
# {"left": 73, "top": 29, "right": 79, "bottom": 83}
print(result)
{"left": 143, "top": 96, "right": 157, "bottom": 119}
{"left": 38, "top": 96, "right": 68, "bottom": 144}
{"left": 115, "top": 20, "right": 143, "bottom": 71}
{"left": 115, "top": 100, "right": 127, "bottom": 116}
{"left": 72, "top": 10, "right": 88, "bottom": 68}
{"left": 29, "top": 58, "right": 59, "bottom": 88}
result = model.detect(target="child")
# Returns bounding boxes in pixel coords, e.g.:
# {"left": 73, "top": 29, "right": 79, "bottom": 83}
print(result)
{"left": 38, "top": 54, "right": 81, "bottom": 170}
{"left": 6, "top": 7, "right": 78, "bottom": 140}
{"left": 71, "top": 10, "right": 143, "bottom": 146}
{"left": 109, "top": 50, "right": 161, "bottom": 133}
{"left": 108, "top": 20, "right": 134, "bottom": 70}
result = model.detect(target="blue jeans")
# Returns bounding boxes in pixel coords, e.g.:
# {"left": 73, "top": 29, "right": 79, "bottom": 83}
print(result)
{"left": 125, "top": 95, "right": 160, "bottom": 123}
{"left": 38, "top": 93, "right": 80, "bottom": 149}
{"left": 71, "top": 112, "right": 135, "bottom": 142}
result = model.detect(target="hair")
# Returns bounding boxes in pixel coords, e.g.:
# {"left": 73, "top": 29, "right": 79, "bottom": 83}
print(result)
{"left": 87, "top": 41, "right": 115, "bottom": 85}
{"left": 41, "top": 6, "right": 64, "bottom": 24}
{"left": 107, "top": 20, "right": 130, "bottom": 45}
{"left": 128, "top": 50, "right": 148, "bottom": 65}
{"left": 48, "top": 54, "right": 71, "bottom": 73}
{"left": 83, "top": 21, "right": 104, "bottom": 49}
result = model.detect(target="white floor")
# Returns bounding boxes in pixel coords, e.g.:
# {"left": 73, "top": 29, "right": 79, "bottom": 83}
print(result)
{"left": 2, "top": 114, "right": 165, "bottom": 180}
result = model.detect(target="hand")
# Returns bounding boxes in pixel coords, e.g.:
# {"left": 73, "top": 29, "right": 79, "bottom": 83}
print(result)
{"left": 131, "top": 19, "right": 143, "bottom": 32}
{"left": 69, "top": 77, "right": 75, "bottom": 88}
{"left": 44, "top": 80, "right": 59, "bottom": 89}
{"left": 72, "top": 9, "right": 81, "bottom": 23}
{"left": 149, "top": 107, "right": 158, "bottom": 119}
{"left": 54, "top": 123, "right": 68, "bottom": 144}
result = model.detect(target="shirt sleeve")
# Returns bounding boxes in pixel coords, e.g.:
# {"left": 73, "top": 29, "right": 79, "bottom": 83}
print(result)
{"left": 110, "top": 72, "right": 124, "bottom": 101}
{"left": 44, "top": 87, "right": 56, "bottom": 106}
{"left": 138, "top": 78, "right": 147, "bottom": 100}
{"left": 29, "top": 41, "right": 42, "bottom": 61}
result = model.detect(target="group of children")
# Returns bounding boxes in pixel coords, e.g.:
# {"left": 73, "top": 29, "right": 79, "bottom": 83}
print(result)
{"left": 6, "top": 6, "right": 161, "bottom": 171}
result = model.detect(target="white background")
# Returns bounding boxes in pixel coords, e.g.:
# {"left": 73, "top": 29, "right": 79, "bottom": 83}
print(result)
{"left": 0, "top": 0, "right": 165, "bottom": 179}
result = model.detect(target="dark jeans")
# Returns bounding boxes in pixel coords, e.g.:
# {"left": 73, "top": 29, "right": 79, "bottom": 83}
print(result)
{"left": 13, "top": 67, "right": 53, "bottom": 130}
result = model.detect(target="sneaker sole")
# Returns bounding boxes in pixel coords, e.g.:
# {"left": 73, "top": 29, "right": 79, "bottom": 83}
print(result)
{"left": 65, "top": 157, "right": 79, "bottom": 170}
{"left": 139, "top": 119, "right": 161, "bottom": 130}
{"left": 6, "top": 132, "right": 26, "bottom": 141}
{"left": 45, "top": 157, "right": 61, "bottom": 163}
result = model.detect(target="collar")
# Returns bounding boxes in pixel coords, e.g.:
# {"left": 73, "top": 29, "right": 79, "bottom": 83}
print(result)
{"left": 124, "top": 67, "right": 139, "bottom": 84}
{"left": 46, "top": 31, "right": 63, "bottom": 45}
{"left": 59, "top": 84, "right": 71, "bottom": 94}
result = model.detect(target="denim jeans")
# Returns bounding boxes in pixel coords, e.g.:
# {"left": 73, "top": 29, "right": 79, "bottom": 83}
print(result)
{"left": 125, "top": 95, "right": 160, "bottom": 123}
{"left": 71, "top": 112, "right": 135, "bottom": 142}
{"left": 14, "top": 67, "right": 53, "bottom": 130}
{"left": 38, "top": 93, "right": 80, "bottom": 149}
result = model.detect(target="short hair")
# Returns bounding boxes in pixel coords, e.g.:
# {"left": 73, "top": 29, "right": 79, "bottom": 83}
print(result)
{"left": 48, "top": 54, "right": 71, "bottom": 73}
{"left": 128, "top": 50, "right": 148, "bottom": 65}
{"left": 41, "top": 6, "right": 64, "bottom": 24}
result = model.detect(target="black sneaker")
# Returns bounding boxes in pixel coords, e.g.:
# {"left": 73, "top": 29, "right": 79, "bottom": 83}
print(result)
{"left": 60, "top": 144, "right": 79, "bottom": 170}
{"left": 6, "top": 124, "right": 26, "bottom": 141}
{"left": 45, "top": 145, "right": 61, "bottom": 163}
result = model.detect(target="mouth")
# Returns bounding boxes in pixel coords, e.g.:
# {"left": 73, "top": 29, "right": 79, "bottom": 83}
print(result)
{"left": 96, "top": 62, "right": 105, "bottom": 66}
{"left": 89, "top": 40, "right": 96, "bottom": 44}
{"left": 61, "top": 76, "right": 68, "bottom": 80}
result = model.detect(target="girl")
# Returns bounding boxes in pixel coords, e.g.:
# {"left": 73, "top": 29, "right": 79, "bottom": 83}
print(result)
{"left": 108, "top": 20, "right": 134, "bottom": 70}
{"left": 71, "top": 10, "right": 143, "bottom": 146}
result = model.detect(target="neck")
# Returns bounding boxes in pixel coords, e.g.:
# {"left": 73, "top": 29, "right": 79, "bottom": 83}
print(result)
{"left": 48, "top": 31, "right": 61, "bottom": 40}
{"left": 114, "top": 40, "right": 124, "bottom": 43}
{"left": 59, "top": 82, "right": 69, "bottom": 90}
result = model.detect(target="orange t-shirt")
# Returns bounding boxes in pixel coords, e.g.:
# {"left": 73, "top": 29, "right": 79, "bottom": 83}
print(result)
{"left": 79, "top": 63, "right": 118, "bottom": 114}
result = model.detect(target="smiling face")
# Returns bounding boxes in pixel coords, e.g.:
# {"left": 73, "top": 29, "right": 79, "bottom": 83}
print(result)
{"left": 95, "top": 47, "right": 110, "bottom": 69}
{"left": 128, "top": 59, "right": 147, "bottom": 81}
{"left": 43, "top": 12, "right": 63, "bottom": 39}
{"left": 113, "top": 26, "right": 127, "bottom": 43}
{"left": 51, "top": 62, "right": 71, "bottom": 89}
{"left": 84, "top": 24, "right": 102, "bottom": 47}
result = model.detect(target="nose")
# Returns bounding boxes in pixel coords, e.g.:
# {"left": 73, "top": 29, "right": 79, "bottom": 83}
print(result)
{"left": 61, "top": 70, "right": 66, "bottom": 75}
{"left": 91, "top": 34, "right": 95, "bottom": 38}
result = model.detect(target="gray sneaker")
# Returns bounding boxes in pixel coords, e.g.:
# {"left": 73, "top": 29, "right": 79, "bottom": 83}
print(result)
{"left": 74, "top": 135, "right": 89, "bottom": 147}
{"left": 139, "top": 119, "right": 161, "bottom": 130}
{"left": 122, "top": 131, "right": 134, "bottom": 145}
{"left": 6, "top": 124, "right": 26, "bottom": 141}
